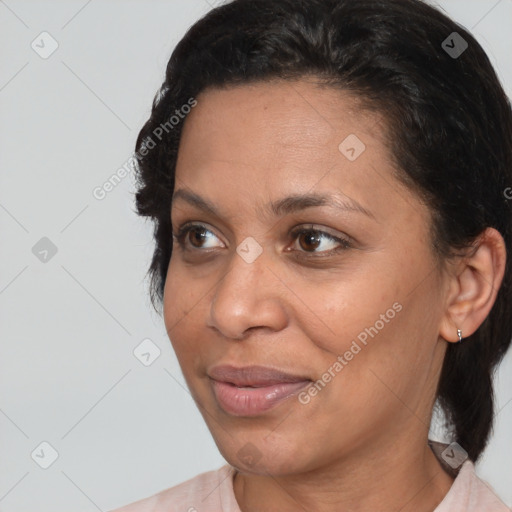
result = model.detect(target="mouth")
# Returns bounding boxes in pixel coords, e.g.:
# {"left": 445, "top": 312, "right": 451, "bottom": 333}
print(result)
{"left": 208, "top": 364, "right": 312, "bottom": 416}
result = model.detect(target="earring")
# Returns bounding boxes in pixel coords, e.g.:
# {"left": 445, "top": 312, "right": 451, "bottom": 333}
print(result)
{"left": 457, "top": 329, "right": 463, "bottom": 343}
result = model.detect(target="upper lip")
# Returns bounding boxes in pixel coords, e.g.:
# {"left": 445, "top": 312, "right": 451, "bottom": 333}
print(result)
{"left": 208, "top": 365, "right": 312, "bottom": 387}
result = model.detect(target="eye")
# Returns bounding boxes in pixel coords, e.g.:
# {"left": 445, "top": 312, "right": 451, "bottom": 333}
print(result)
{"left": 173, "top": 222, "right": 351, "bottom": 257}
{"left": 172, "top": 223, "right": 223, "bottom": 250}
{"left": 288, "top": 225, "right": 351, "bottom": 257}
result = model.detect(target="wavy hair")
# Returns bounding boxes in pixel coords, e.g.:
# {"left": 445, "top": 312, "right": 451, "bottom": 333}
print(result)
{"left": 133, "top": 0, "right": 512, "bottom": 462}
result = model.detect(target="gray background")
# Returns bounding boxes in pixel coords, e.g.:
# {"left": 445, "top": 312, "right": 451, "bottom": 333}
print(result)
{"left": 1, "top": 1, "right": 511, "bottom": 510}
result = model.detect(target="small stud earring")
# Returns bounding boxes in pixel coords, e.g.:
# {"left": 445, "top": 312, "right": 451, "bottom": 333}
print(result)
{"left": 457, "top": 329, "right": 463, "bottom": 343}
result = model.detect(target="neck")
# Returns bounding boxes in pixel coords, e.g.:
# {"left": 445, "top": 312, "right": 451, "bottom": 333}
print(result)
{"left": 233, "top": 438, "right": 455, "bottom": 512}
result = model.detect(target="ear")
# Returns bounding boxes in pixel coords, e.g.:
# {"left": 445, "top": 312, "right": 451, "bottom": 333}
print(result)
{"left": 439, "top": 227, "right": 507, "bottom": 343}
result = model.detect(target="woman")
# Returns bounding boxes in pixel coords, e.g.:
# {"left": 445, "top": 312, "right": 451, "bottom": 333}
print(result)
{"left": 111, "top": 0, "right": 512, "bottom": 510}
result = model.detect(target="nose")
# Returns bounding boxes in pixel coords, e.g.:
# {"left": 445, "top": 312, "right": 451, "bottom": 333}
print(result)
{"left": 207, "top": 246, "right": 288, "bottom": 340}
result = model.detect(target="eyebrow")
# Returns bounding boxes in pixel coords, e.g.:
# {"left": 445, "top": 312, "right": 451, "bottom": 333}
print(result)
{"left": 171, "top": 188, "right": 375, "bottom": 220}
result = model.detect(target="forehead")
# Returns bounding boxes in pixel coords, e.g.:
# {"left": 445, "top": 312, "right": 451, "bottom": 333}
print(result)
{"left": 179, "top": 79, "right": 377, "bottom": 153}
{"left": 173, "top": 79, "right": 418, "bottom": 225}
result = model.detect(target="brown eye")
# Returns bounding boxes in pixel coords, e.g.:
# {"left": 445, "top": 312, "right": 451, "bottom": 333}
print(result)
{"left": 172, "top": 223, "right": 351, "bottom": 258}
{"left": 290, "top": 226, "right": 351, "bottom": 257}
{"left": 173, "top": 223, "right": 222, "bottom": 251}
{"left": 297, "top": 231, "right": 322, "bottom": 252}
{"left": 187, "top": 226, "right": 209, "bottom": 248}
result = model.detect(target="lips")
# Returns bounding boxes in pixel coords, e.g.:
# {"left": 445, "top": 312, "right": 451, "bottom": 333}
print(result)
{"left": 208, "top": 364, "right": 311, "bottom": 387}
{"left": 208, "top": 365, "right": 312, "bottom": 416}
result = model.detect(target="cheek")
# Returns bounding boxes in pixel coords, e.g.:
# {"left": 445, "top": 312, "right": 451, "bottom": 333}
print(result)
{"left": 163, "top": 260, "right": 183, "bottom": 334}
{"left": 298, "top": 265, "right": 403, "bottom": 357}
{"left": 162, "top": 258, "right": 199, "bottom": 355}
{"left": 312, "top": 271, "right": 441, "bottom": 419}
{"left": 163, "top": 256, "right": 222, "bottom": 377}
{"left": 163, "top": 252, "right": 208, "bottom": 320}
{"left": 300, "top": 253, "right": 435, "bottom": 391}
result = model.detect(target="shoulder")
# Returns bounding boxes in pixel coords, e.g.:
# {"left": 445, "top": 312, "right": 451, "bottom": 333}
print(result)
{"left": 435, "top": 460, "right": 510, "bottom": 512}
{"left": 108, "top": 464, "right": 239, "bottom": 512}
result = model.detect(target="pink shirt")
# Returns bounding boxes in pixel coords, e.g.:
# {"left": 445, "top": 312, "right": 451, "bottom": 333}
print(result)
{"left": 110, "top": 460, "right": 509, "bottom": 511}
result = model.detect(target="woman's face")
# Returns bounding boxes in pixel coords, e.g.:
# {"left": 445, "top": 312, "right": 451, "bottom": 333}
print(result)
{"left": 164, "top": 79, "right": 450, "bottom": 475}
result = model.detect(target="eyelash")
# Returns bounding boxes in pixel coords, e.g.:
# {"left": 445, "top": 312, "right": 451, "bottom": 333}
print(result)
{"left": 172, "top": 222, "right": 352, "bottom": 259}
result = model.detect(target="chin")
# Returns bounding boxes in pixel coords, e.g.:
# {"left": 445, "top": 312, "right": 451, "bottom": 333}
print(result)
{"left": 208, "top": 425, "right": 315, "bottom": 476}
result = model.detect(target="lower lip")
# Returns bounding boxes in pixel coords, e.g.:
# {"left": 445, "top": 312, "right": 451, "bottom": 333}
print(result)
{"left": 210, "top": 379, "right": 311, "bottom": 416}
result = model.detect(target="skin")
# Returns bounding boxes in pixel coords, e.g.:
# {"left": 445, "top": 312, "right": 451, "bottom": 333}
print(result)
{"left": 163, "top": 79, "right": 506, "bottom": 512}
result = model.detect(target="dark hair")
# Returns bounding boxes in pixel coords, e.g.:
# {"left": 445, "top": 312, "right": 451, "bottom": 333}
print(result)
{"left": 133, "top": 0, "right": 512, "bottom": 462}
